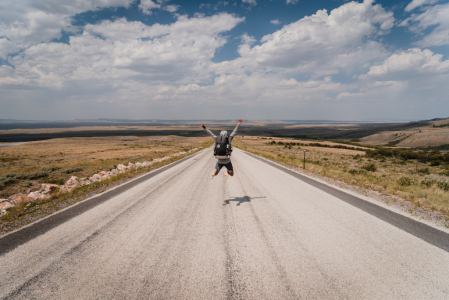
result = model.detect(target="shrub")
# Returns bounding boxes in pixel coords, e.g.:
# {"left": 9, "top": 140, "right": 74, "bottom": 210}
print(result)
{"left": 42, "top": 166, "right": 62, "bottom": 172}
{"left": 418, "top": 167, "right": 430, "bottom": 175}
{"left": 399, "top": 151, "right": 419, "bottom": 160}
{"left": 421, "top": 180, "right": 434, "bottom": 188}
{"left": 436, "top": 181, "right": 449, "bottom": 191}
{"left": 444, "top": 153, "right": 449, "bottom": 163}
{"left": 439, "top": 170, "right": 449, "bottom": 177}
{"left": 0, "top": 177, "right": 18, "bottom": 190}
{"left": 27, "top": 170, "right": 49, "bottom": 179}
{"left": 348, "top": 169, "right": 358, "bottom": 175}
{"left": 20, "top": 180, "right": 33, "bottom": 187}
{"left": 61, "top": 167, "right": 83, "bottom": 174}
{"left": 430, "top": 154, "right": 444, "bottom": 166}
{"left": 418, "top": 151, "right": 428, "bottom": 163}
{"left": 361, "top": 163, "right": 377, "bottom": 172}
{"left": 47, "top": 178, "right": 65, "bottom": 185}
{"left": 398, "top": 176, "right": 412, "bottom": 186}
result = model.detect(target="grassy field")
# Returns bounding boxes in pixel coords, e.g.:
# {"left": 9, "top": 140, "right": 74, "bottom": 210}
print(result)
{"left": 234, "top": 136, "right": 449, "bottom": 223}
{"left": 0, "top": 135, "right": 210, "bottom": 198}
{"left": 0, "top": 136, "right": 212, "bottom": 233}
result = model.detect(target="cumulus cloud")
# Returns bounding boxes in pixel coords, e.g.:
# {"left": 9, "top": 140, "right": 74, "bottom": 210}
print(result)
{"left": 227, "top": 0, "right": 393, "bottom": 75}
{"left": 362, "top": 48, "right": 449, "bottom": 80}
{"left": 1, "top": 13, "right": 245, "bottom": 88}
{"left": 138, "top": 0, "right": 161, "bottom": 15}
{"left": 401, "top": 3, "right": 449, "bottom": 47}
{"left": 404, "top": 0, "right": 438, "bottom": 12}
{"left": 164, "top": 5, "right": 180, "bottom": 13}
{"left": 240, "top": 33, "right": 256, "bottom": 44}
{"left": 0, "top": 0, "right": 135, "bottom": 59}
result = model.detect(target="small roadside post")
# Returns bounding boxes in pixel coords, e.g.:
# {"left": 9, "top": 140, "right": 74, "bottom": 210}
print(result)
{"left": 303, "top": 150, "right": 306, "bottom": 169}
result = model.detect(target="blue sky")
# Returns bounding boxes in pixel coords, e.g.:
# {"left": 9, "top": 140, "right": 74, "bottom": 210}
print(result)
{"left": 0, "top": 0, "right": 448, "bottom": 121}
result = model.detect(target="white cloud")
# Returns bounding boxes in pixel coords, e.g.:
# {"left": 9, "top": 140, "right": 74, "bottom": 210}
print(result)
{"left": 139, "top": 0, "right": 161, "bottom": 15}
{"left": 401, "top": 3, "right": 449, "bottom": 47}
{"left": 404, "top": 0, "right": 438, "bottom": 12}
{"left": 362, "top": 48, "right": 449, "bottom": 80}
{"left": 240, "top": 33, "right": 256, "bottom": 44}
{"left": 0, "top": 0, "right": 135, "bottom": 59}
{"left": 164, "top": 5, "right": 180, "bottom": 13}
{"left": 228, "top": 0, "right": 393, "bottom": 75}
{"left": 270, "top": 19, "right": 280, "bottom": 25}
{"left": 1, "top": 13, "right": 245, "bottom": 88}
{"left": 242, "top": 0, "right": 257, "bottom": 6}
{"left": 286, "top": 0, "right": 299, "bottom": 4}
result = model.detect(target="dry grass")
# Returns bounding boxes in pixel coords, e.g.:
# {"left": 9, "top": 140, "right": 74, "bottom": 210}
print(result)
{"left": 360, "top": 125, "right": 449, "bottom": 147}
{"left": 0, "top": 135, "right": 210, "bottom": 199}
{"left": 234, "top": 136, "right": 449, "bottom": 218}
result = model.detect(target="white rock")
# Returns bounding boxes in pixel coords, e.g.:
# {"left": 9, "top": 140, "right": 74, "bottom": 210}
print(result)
{"left": 99, "top": 171, "right": 108, "bottom": 176}
{"left": 128, "top": 162, "right": 136, "bottom": 169}
{"left": 117, "top": 164, "right": 128, "bottom": 173}
{"left": 142, "top": 161, "right": 152, "bottom": 167}
{"left": 0, "top": 201, "right": 14, "bottom": 215}
{"left": 40, "top": 183, "right": 59, "bottom": 195}
{"left": 9, "top": 193, "right": 33, "bottom": 205}
{"left": 135, "top": 162, "right": 143, "bottom": 168}
{"left": 111, "top": 169, "right": 119, "bottom": 175}
{"left": 90, "top": 174, "right": 102, "bottom": 182}
{"left": 81, "top": 180, "right": 92, "bottom": 186}
{"left": 65, "top": 176, "right": 79, "bottom": 187}
{"left": 66, "top": 182, "right": 80, "bottom": 191}
{"left": 27, "top": 192, "right": 48, "bottom": 201}
{"left": 0, "top": 201, "right": 13, "bottom": 211}
{"left": 101, "top": 175, "right": 111, "bottom": 180}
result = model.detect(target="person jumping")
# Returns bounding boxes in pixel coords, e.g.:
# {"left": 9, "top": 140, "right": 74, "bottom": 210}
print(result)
{"left": 201, "top": 119, "right": 242, "bottom": 179}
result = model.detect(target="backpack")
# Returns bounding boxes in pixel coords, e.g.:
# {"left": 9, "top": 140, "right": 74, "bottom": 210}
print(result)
{"left": 214, "top": 135, "right": 230, "bottom": 157}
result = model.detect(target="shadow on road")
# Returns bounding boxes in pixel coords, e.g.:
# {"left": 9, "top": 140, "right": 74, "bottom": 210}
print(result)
{"left": 223, "top": 196, "right": 266, "bottom": 206}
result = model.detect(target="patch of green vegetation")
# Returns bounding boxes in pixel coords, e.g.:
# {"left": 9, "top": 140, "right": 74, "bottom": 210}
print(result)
{"left": 398, "top": 176, "right": 413, "bottom": 186}
{"left": 361, "top": 163, "right": 377, "bottom": 172}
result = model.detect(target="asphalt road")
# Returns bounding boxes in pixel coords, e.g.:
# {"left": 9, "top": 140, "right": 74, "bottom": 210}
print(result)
{"left": 1, "top": 149, "right": 449, "bottom": 299}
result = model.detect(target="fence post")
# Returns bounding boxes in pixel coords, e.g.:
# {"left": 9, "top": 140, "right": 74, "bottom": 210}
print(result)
{"left": 303, "top": 150, "right": 306, "bottom": 169}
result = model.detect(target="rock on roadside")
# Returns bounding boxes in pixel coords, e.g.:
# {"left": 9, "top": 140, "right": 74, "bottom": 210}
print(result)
{"left": 8, "top": 194, "right": 33, "bottom": 205}
{"left": 0, "top": 201, "right": 14, "bottom": 215}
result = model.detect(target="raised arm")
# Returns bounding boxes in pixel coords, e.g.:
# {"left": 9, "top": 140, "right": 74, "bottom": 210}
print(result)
{"left": 201, "top": 123, "right": 217, "bottom": 139}
{"left": 229, "top": 119, "right": 242, "bottom": 140}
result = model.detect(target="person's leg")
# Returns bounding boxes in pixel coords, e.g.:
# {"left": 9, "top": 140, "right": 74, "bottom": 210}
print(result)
{"left": 225, "top": 161, "right": 234, "bottom": 177}
{"left": 211, "top": 161, "right": 222, "bottom": 178}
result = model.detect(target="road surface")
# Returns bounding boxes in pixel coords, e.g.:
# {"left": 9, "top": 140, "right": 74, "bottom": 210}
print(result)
{"left": 1, "top": 148, "right": 449, "bottom": 299}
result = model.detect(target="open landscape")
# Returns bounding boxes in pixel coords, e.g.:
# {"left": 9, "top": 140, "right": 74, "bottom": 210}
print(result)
{"left": 2, "top": 117, "right": 449, "bottom": 233}
{"left": 2, "top": 0, "right": 449, "bottom": 297}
